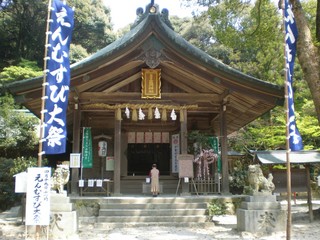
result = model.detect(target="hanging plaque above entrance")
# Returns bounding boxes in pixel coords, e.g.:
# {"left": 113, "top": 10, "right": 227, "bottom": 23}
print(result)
{"left": 141, "top": 68, "right": 161, "bottom": 99}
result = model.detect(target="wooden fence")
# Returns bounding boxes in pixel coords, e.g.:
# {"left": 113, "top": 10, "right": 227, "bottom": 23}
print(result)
{"left": 189, "top": 175, "right": 221, "bottom": 194}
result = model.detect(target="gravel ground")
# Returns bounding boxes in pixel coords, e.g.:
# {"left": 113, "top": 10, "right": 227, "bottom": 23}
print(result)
{"left": 1, "top": 200, "right": 319, "bottom": 240}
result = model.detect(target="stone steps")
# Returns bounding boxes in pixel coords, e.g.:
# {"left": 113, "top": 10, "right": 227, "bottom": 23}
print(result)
{"left": 94, "top": 222, "right": 213, "bottom": 229}
{"left": 96, "top": 196, "right": 210, "bottom": 225}
{"left": 99, "top": 208, "right": 207, "bottom": 216}
{"left": 100, "top": 202, "right": 207, "bottom": 209}
{"left": 97, "top": 215, "right": 208, "bottom": 223}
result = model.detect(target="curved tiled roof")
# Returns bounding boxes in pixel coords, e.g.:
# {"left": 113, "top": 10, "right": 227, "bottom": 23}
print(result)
{"left": 5, "top": 3, "right": 284, "bottom": 134}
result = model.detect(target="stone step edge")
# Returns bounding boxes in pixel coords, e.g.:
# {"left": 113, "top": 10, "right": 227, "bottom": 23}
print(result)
{"left": 99, "top": 208, "right": 207, "bottom": 212}
{"left": 92, "top": 222, "right": 215, "bottom": 229}
{"left": 96, "top": 216, "right": 209, "bottom": 223}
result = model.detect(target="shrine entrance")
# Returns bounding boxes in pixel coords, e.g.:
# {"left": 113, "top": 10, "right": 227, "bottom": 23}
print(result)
{"left": 127, "top": 143, "right": 170, "bottom": 176}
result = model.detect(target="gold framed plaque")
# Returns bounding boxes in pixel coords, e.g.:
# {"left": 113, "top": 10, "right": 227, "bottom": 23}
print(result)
{"left": 141, "top": 68, "right": 161, "bottom": 99}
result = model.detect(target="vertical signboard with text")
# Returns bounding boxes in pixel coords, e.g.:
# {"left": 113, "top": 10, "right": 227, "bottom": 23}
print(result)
{"left": 25, "top": 168, "right": 51, "bottom": 226}
{"left": 171, "top": 134, "right": 180, "bottom": 173}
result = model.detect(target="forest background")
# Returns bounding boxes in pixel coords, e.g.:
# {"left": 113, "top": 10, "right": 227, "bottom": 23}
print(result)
{"left": 0, "top": 0, "right": 319, "bottom": 209}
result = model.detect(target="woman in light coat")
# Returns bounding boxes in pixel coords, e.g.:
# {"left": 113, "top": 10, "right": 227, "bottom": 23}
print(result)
{"left": 149, "top": 164, "right": 160, "bottom": 197}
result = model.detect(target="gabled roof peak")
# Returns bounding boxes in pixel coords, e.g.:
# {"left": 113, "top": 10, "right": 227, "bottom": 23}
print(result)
{"left": 131, "top": 0, "right": 174, "bottom": 30}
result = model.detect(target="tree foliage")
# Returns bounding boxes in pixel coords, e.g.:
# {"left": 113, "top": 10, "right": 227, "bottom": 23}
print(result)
{"left": 0, "top": 95, "right": 39, "bottom": 158}
{"left": 0, "top": 59, "right": 42, "bottom": 85}
{"left": 0, "top": 156, "right": 39, "bottom": 211}
{"left": 70, "top": 0, "right": 116, "bottom": 54}
{"left": 180, "top": 0, "right": 319, "bottom": 151}
{"left": 69, "top": 44, "right": 89, "bottom": 64}
{"left": 0, "top": 0, "right": 116, "bottom": 69}
{"left": 183, "top": 0, "right": 320, "bottom": 125}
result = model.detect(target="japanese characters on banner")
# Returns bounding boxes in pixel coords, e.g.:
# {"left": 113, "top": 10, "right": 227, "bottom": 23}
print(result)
{"left": 42, "top": 0, "right": 74, "bottom": 154}
{"left": 171, "top": 134, "right": 180, "bottom": 173}
{"left": 284, "top": 0, "right": 303, "bottom": 151}
{"left": 209, "top": 137, "right": 221, "bottom": 173}
{"left": 82, "top": 127, "right": 93, "bottom": 168}
{"left": 25, "top": 168, "right": 51, "bottom": 226}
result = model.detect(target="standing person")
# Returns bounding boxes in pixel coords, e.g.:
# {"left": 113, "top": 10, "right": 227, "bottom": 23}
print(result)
{"left": 149, "top": 164, "right": 160, "bottom": 197}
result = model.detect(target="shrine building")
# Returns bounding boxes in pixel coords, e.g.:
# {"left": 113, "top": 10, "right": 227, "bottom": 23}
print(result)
{"left": 6, "top": 2, "right": 284, "bottom": 196}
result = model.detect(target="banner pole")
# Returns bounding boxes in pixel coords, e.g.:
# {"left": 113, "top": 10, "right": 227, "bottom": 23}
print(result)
{"left": 34, "top": 1, "right": 52, "bottom": 239}
{"left": 38, "top": 0, "right": 53, "bottom": 168}
{"left": 281, "top": 0, "right": 291, "bottom": 238}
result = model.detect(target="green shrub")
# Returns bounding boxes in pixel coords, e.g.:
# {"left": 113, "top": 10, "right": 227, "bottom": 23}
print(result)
{"left": 207, "top": 199, "right": 227, "bottom": 216}
{"left": 207, "top": 197, "right": 244, "bottom": 216}
{"left": 0, "top": 157, "right": 39, "bottom": 211}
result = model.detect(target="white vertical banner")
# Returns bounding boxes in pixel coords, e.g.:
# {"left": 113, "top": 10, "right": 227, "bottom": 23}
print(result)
{"left": 171, "top": 134, "right": 180, "bottom": 173}
{"left": 25, "top": 167, "right": 51, "bottom": 226}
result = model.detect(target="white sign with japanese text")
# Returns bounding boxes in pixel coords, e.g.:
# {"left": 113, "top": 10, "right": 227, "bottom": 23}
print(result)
{"left": 25, "top": 167, "right": 51, "bottom": 226}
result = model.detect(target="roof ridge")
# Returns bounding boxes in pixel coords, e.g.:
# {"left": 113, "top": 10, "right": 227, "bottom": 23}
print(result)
{"left": 131, "top": 2, "right": 173, "bottom": 30}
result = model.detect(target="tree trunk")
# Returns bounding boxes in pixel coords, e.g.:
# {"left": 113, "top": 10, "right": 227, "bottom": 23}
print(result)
{"left": 292, "top": 0, "right": 320, "bottom": 125}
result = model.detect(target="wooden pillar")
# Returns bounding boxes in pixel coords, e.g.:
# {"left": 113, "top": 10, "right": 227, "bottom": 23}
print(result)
{"left": 180, "top": 109, "right": 189, "bottom": 195}
{"left": 113, "top": 115, "right": 121, "bottom": 195}
{"left": 71, "top": 103, "right": 81, "bottom": 195}
{"left": 180, "top": 109, "right": 188, "bottom": 154}
{"left": 220, "top": 105, "right": 230, "bottom": 193}
{"left": 305, "top": 165, "right": 314, "bottom": 222}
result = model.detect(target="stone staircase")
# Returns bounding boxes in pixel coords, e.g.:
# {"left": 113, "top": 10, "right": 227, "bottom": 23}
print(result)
{"left": 95, "top": 196, "right": 211, "bottom": 227}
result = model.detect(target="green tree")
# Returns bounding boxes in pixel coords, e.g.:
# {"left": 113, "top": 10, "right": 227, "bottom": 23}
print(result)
{"left": 183, "top": 0, "right": 320, "bottom": 125}
{"left": 180, "top": 0, "right": 319, "bottom": 151}
{"left": 69, "top": 44, "right": 89, "bottom": 64}
{"left": 69, "top": 0, "right": 116, "bottom": 54}
{"left": 0, "top": 0, "right": 47, "bottom": 68}
{"left": 0, "top": 156, "right": 39, "bottom": 211}
{"left": 0, "top": 59, "right": 42, "bottom": 85}
{"left": 0, "top": 0, "right": 116, "bottom": 69}
{"left": 0, "top": 95, "right": 39, "bottom": 158}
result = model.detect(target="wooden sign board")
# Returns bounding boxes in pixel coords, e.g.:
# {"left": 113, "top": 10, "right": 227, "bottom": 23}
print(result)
{"left": 177, "top": 154, "right": 194, "bottom": 178}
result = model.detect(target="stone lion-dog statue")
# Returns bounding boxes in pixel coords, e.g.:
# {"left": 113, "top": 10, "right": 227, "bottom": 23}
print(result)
{"left": 51, "top": 165, "right": 70, "bottom": 194}
{"left": 248, "top": 164, "right": 275, "bottom": 193}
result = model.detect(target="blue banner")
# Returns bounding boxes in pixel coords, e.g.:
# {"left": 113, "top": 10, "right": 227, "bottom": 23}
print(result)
{"left": 284, "top": 0, "right": 303, "bottom": 151}
{"left": 42, "top": 0, "right": 74, "bottom": 154}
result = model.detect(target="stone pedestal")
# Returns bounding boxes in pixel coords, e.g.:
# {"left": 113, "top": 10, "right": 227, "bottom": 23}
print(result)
{"left": 237, "top": 193, "right": 286, "bottom": 233}
{"left": 49, "top": 192, "right": 78, "bottom": 238}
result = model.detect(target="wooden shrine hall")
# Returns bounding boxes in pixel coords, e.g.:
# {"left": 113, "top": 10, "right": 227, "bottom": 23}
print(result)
{"left": 6, "top": 2, "right": 284, "bottom": 195}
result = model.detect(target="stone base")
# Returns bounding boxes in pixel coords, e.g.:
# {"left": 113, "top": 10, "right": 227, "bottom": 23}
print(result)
{"left": 237, "top": 193, "right": 286, "bottom": 233}
{"left": 49, "top": 192, "right": 78, "bottom": 238}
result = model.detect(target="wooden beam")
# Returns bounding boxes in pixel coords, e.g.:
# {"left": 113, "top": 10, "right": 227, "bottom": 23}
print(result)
{"left": 103, "top": 72, "right": 141, "bottom": 93}
{"left": 161, "top": 72, "right": 198, "bottom": 93}
{"left": 162, "top": 61, "right": 224, "bottom": 93}
{"left": 74, "top": 92, "right": 221, "bottom": 103}
{"left": 75, "top": 61, "right": 142, "bottom": 93}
